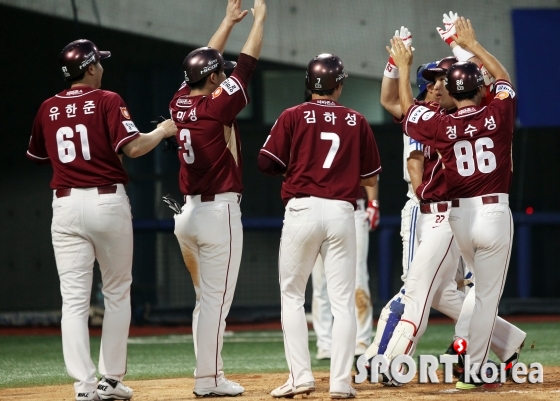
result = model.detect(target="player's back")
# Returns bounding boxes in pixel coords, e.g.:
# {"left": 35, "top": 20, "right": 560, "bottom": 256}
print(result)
{"left": 29, "top": 87, "right": 137, "bottom": 188}
{"left": 276, "top": 99, "right": 380, "bottom": 206}
{"left": 169, "top": 81, "right": 245, "bottom": 196}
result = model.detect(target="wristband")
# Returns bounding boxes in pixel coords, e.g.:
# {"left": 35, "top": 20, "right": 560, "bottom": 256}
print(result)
{"left": 384, "top": 61, "right": 399, "bottom": 79}
{"left": 452, "top": 45, "right": 475, "bottom": 62}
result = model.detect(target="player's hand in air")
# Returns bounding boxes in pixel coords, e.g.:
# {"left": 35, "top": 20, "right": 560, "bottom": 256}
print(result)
{"left": 158, "top": 119, "right": 178, "bottom": 138}
{"left": 437, "top": 11, "right": 459, "bottom": 45}
{"left": 452, "top": 17, "right": 478, "bottom": 51}
{"left": 251, "top": 0, "right": 267, "bottom": 21}
{"left": 366, "top": 200, "right": 380, "bottom": 231}
{"left": 387, "top": 34, "right": 413, "bottom": 70}
{"left": 226, "top": 0, "right": 249, "bottom": 24}
{"left": 385, "top": 26, "right": 412, "bottom": 78}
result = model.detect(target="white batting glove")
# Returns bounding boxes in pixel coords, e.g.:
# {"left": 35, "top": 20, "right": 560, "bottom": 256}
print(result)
{"left": 437, "top": 11, "right": 459, "bottom": 45}
{"left": 385, "top": 26, "right": 413, "bottom": 79}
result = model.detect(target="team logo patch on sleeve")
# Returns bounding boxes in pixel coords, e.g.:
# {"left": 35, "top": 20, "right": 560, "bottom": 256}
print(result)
{"left": 408, "top": 106, "right": 430, "bottom": 124}
{"left": 220, "top": 78, "right": 240, "bottom": 95}
{"left": 122, "top": 120, "right": 138, "bottom": 133}
{"left": 212, "top": 87, "right": 223, "bottom": 99}
{"left": 120, "top": 107, "right": 131, "bottom": 119}
{"left": 494, "top": 84, "right": 515, "bottom": 99}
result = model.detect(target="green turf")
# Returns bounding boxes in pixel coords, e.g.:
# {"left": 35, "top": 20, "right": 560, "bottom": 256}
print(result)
{"left": 0, "top": 322, "right": 558, "bottom": 389}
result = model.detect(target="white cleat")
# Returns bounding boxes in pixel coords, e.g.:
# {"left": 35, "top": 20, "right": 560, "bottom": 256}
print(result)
{"left": 76, "top": 390, "right": 100, "bottom": 401}
{"left": 270, "top": 381, "right": 316, "bottom": 398}
{"left": 316, "top": 348, "right": 331, "bottom": 360}
{"left": 194, "top": 379, "right": 245, "bottom": 397}
{"left": 330, "top": 386, "right": 357, "bottom": 399}
{"left": 97, "top": 377, "right": 133, "bottom": 400}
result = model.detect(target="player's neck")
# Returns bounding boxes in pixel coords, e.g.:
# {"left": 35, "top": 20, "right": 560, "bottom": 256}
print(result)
{"left": 453, "top": 99, "right": 478, "bottom": 109}
{"left": 311, "top": 94, "right": 338, "bottom": 102}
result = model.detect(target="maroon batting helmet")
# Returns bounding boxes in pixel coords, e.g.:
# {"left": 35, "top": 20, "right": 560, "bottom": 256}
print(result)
{"left": 59, "top": 39, "right": 110, "bottom": 81}
{"left": 421, "top": 56, "right": 457, "bottom": 82}
{"left": 306, "top": 53, "right": 348, "bottom": 91}
{"left": 445, "top": 61, "right": 484, "bottom": 94}
{"left": 183, "top": 47, "right": 236, "bottom": 84}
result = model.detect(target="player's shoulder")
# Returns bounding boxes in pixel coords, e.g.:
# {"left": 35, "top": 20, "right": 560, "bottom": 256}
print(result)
{"left": 492, "top": 79, "right": 516, "bottom": 101}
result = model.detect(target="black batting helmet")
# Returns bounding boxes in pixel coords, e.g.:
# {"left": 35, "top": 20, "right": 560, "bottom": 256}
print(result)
{"left": 306, "top": 53, "right": 348, "bottom": 91}
{"left": 421, "top": 56, "right": 457, "bottom": 82}
{"left": 183, "top": 47, "right": 236, "bottom": 84}
{"left": 445, "top": 61, "right": 484, "bottom": 94}
{"left": 59, "top": 39, "right": 110, "bottom": 81}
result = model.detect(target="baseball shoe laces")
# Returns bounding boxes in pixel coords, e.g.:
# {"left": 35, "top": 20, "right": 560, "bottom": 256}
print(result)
{"left": 96, "top": 377, "right": 133, "bottom": 400}
{"left": 270, "top": 381, "right": 315, "bottom": 398}
{"left": 194, "top": 378, "right": 245, "bottom": 397}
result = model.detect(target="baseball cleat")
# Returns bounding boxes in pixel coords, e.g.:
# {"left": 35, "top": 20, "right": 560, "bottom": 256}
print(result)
{"left": 96, "top": 377, "right": 133, "bottom": 400}
{"left": 270, "top": 381, "right": 315, "bottom": 398}
{"left": 194, "top": 379, "right": 244, "bottom": 397}
{"left": 76, "top": 390, "right": 100, "bottom": 401}
{"left": 455, "top": 363, "right": 502, "bottom": 391}
{"left": 443, "top": 340, "right": 465, "bottom": 378}
{"left": 503, "top": 339, "right": 525, "bottom": 380}
{"left": 330, "top": 386, "right": 356, "bottom": 399}
{"left": 316, "top": 348, "right": 331, "bottom": 360}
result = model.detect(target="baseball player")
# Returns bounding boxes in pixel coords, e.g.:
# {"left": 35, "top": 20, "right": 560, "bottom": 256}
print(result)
{"left": 259, "top": 53, "right": 381, "bottom": 399}
{"left": 168, "top": 0, "right": 266, "bottom": 396}
{"left": 27, "top": 39, "right": 176, "bottom": 401}
{"left": 392, "top": 16, "right": 519, "bottom": 389}
{"left": 360, "top": 26, "right": 525, "bottom": 386}
{"left": 312, "top": 184, "right": 379, "bottom": 360}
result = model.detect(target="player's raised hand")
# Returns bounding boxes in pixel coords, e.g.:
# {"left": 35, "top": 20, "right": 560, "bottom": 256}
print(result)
{"left": 158, "top": 119, "right": 178, "bottom": 138}
{"left": 387, "top": 36, "right": 413, "bottom": 70}
{"left": 437, "top": 10, "right": 459, "bottom": 45}
{"left": 397, "top": 26, "right": 413, "bottom": 51}
{"left": 226, "top": 0, "right": 248, "bottom": 24}
{"left": 251, "top": 0, "right": 266, "bottom": 22}
{"left": 453, "top": 17, "right": 478, "bottom": 50}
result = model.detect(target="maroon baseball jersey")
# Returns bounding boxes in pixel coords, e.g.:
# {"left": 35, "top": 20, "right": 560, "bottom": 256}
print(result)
{"left": 260, "top": 99, "right": 381, "bottom": 207}
{"left": 403, "top": 79, "right": 516, "bottom": 198}
{"left": 27, "top": 86, "right": 139, "bottom": 189}
{"left": 414, "top": 101, "right": 448, "bottom": 202}
{"left": 169, "top": 53, "right": 257, "bottom": 196}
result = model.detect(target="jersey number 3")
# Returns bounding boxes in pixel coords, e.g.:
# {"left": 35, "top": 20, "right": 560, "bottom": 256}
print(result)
{"left": 180, "top": 128, "right": 195, "bottom": 164}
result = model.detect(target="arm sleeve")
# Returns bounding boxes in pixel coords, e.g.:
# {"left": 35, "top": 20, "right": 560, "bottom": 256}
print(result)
{"left": 359, "top": 117, "right": 382, "bottom": 178}
{"left": 103, "top": 93, "right": 140, "bottom": 154}
{"left": 402, "top": 104, "right": 440, "bottom": 148}
{"left": 259, "top": 111, "right": 292, "bottom": 168}
{"left": 206, "top": 53, "right": 257, "bottom": 125}
{"left": 258, "top": 153, "right": 287, "bottom": 176}
{"left": 26, "top": 103, "right": 51, "bottom": 164}
{"left": 488, "top": 79, "right": 517, "bottom": 132}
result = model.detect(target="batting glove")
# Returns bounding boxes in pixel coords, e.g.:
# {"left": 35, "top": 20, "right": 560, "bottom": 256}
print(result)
{"left": 385, "top": 26, "right": 413, "bottom": 79}
{"left": 437, "top": 11, "right": 459, "bottom": 45}
{"left": 366, "top": 200, "right": 380, "bottom": 231}
{"left": 163, "top": 194, "right": 182, "bottom": 215}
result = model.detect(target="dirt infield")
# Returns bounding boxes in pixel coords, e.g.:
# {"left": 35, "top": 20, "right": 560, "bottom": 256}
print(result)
{"left": 2, "top": 368, "right": 559, "bottom": 401}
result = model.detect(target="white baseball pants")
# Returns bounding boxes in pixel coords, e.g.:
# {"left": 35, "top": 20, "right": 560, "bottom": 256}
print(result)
{"left": 386, "top": 202, "right": 524, "bottom": 362}
{"left": 449, "top": 194, "right": 514, "bottom": 372}
{"left": 311, "top": 199, "right": 372, "bottom": 354}
{"left": 174, "top": 192, "right": 242, "bottom": 388}
{"left": 280, "top": 196, "right": 356, "bottom": 394}
{"left": 400, "top": 197, "right": 420, "bottom": 281}
{"left": 51, "top": 184, "right": 132, "bottom": 395}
